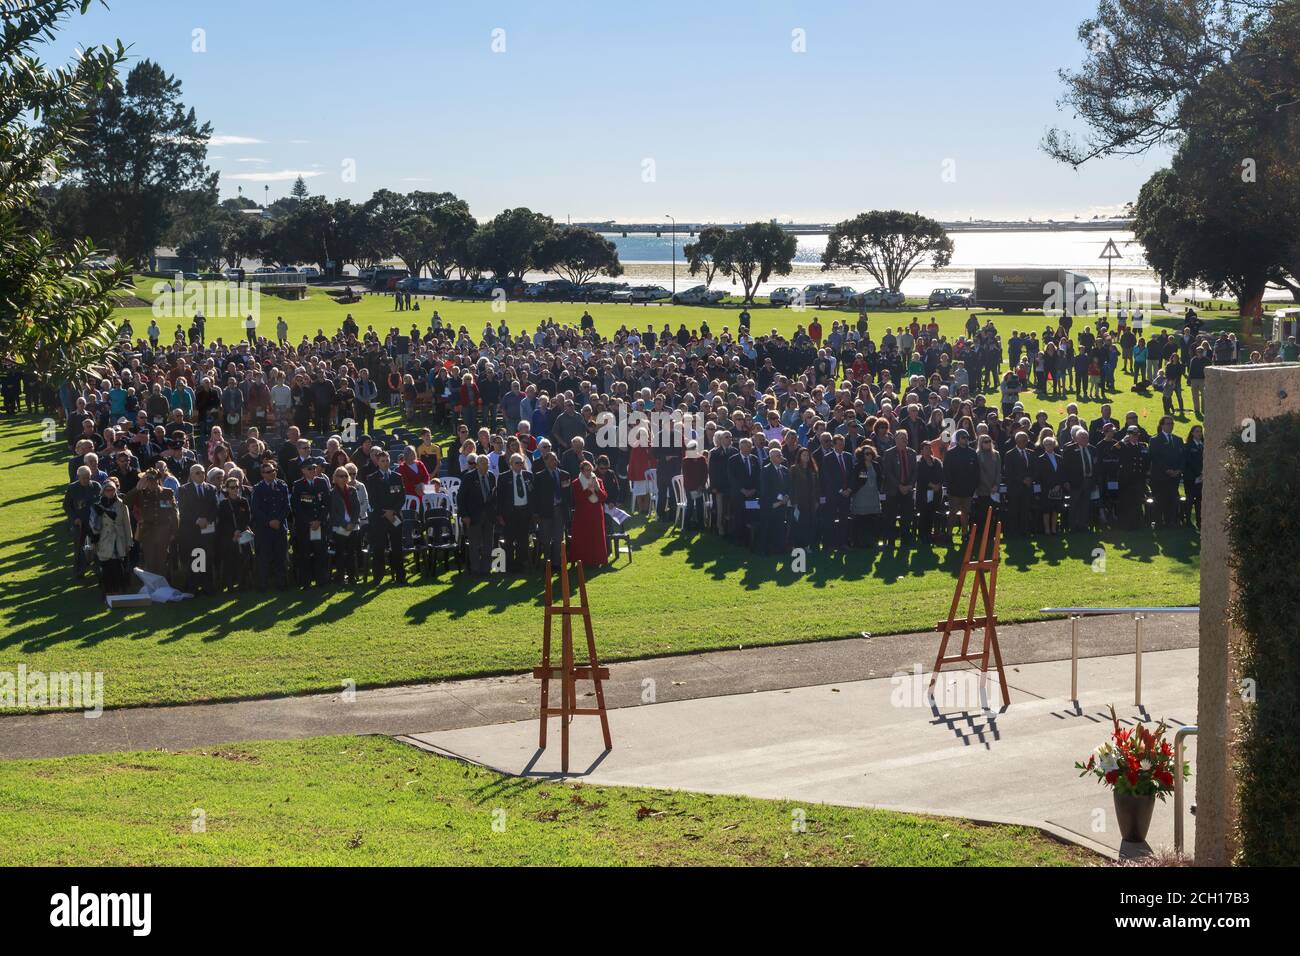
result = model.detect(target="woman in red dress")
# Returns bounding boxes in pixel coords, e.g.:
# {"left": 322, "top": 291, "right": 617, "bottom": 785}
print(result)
{"left": 569, "top": 460, "right": 608, "bottom": 567}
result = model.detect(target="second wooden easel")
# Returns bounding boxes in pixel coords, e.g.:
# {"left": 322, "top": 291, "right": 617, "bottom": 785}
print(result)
{"left": 533, "top": 541, "right": 613, "bottom": 773}
{"left": 930, "top": 506, "right": 1010, "bottom": 708}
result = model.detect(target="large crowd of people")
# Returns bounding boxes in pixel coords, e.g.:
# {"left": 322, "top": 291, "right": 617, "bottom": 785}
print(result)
{"left": 47, "top": 301, "right": 1237, "bottom": 597}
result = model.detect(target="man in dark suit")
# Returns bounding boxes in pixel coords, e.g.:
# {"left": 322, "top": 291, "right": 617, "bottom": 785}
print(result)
{"left": 362, "top": 449, "right": 406, "bottom": 585}
{"left": 1062, "top": 428, "right": 1100, "bottom": 531}
{"left": 496, "top": 452, "right": 535, "bottom": 572}
{"left": 881, "top": 430, "right": 917, "bottom": 547}
{"left": 1088, "top": 404, "right": 1118, "bottom": 445}
{"left": 532, "top": 451, "right": 570, "bottom": 568}
{"left": 1116, "top": 427, "right": 1150, "bottom": 529}
{"left": 1147, "top": 415, "right": 1184, "bottom": 527}
{"left": 460, "top": 455, "right": 498, "bottom": 574}
{"left": 759, "top": 447, "right": 791, "bottom": 554}
{"left": 559, "top": 436, "right": 594, "bottom": 486}
{"left": 177, "top": 463, "right": 219, "bottom": 594}
{"left": 817, "top": 434, "right": 853, "bottom": 550}
{"left": 707, "top": 431, "right": 736, "bottom": 535}
{"left": 728, "top": 438, "right": 761, "bottom": 546}
{"left": 1002, "top": 430, "right": 1036, "bottom": 537}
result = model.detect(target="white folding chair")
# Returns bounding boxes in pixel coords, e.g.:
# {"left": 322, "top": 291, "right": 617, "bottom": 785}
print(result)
{"left": 644, "top": 467, "right": 658, "bottom": 513}
{"left": 671, "top": 473, "right": 688, "bottom": 531}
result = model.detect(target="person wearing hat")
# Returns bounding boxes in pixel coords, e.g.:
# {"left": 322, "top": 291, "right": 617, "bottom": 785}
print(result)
{"left": 1116, "top": 426, "right": 1150, "bottom": 530}
{"left": 291, "top": 457, "right": 330, "bottom": 588}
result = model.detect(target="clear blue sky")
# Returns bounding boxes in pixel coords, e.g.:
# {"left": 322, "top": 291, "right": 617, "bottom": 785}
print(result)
{"left": 49, "top": 0, "right": 1170, "bottom": 222}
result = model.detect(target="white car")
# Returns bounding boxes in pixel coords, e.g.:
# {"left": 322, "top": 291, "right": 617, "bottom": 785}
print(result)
{"left": 851, "top": 287, "right": 906, "bottom": 308}
{"left": 769, "top": 287, "right": 800, "bottom": 307}
{"left": 801, "top": 283, "right": 835, "bottom": 305}
{"left": 672, "top": 285, "right": 726, "bottom": 305}
{"left": 298, "top": 266, "right": 320, "bottom": 279}
{"left": 814, "top": 286, "right": 857, "bottom": 306}
{"left": 627, "top": 285, "right": 672, "bottom": 302}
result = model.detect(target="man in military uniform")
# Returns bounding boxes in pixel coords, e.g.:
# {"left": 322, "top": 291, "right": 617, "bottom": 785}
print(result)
{"left": 125, "top": 468, "right": 179, "bottom": 576}
{"left": 291, "top": 457, "right": 330, "bottom": 588}
{"left": 363, "top": 449, "right": 406, "bottom": 585}
{"left": 250, "top": 460, "right": 291, "bottom": 590}
{"left": 1116, "top": 426, "right": 1150, "bottom": 530}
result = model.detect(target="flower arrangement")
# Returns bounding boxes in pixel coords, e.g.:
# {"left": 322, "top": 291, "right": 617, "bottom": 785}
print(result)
{"left": 1076, "top": 706, "right": 1190, "bottom": 799}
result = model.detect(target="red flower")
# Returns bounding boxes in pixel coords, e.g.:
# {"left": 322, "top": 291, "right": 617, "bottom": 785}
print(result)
{"left": 1126, "top": 770, "right": 1139, "bottom": 787}
{"left": 1105, "top": 770, "right": 1119, "bottom": 785}
{"left": 1154, "top": 770, "right": 1174, "bottom": 788}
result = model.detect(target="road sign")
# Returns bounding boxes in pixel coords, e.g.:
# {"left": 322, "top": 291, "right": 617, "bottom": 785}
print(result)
{"left": 1099, "top": 237, "right": 1121, "bottom": 315}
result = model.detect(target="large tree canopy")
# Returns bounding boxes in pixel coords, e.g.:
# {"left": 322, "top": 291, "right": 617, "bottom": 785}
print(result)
{"left": 683, "top": 225, "right": 727, "bottom": 287}
{"left": 65, "top": 58, "right": 215, "bottom": 266}
{"left": 0, "top": 0, "right": 130, "bottom": 384}
{"left": 715, "top": 222, "right": 798, "bottom": 304}
{"left": 468, "top": 208, "right": 555, "bottom": 282}
{"left": 820, "top": 210, "right": 953, "bottom": 291}
{"left": 535, "top": 227, "right": 623, "bottom": 286}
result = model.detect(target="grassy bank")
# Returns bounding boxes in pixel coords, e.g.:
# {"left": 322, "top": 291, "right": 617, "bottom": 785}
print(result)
{"left": 0, "top": 735, "right": 1096, "bottom": 866}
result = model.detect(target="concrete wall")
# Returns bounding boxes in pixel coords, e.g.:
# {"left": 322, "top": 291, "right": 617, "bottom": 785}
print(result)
{"left": 1197, "top": 363, "right": 1300, "bottom": 865}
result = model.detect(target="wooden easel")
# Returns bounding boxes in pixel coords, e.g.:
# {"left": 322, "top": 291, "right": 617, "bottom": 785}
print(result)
{"left": 533, "top": 541, "right": 613, "bottom": 772}
{"left": 930, "top": 506, "right": 1010, "bottom": 708}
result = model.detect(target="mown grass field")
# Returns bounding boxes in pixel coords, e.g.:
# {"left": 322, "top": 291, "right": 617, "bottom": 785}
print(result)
{"left": 0, "top": 734, "right": 1096, "bottom": 866}
{"left": 0, "top": 409, "right": 1198, "bottom": 710}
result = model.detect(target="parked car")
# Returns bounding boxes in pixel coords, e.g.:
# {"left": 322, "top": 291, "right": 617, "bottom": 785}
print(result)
{"left": 253, "top": 266, "right": 278, "bottom": 275}
{"left": 576, "top": 282, "right": 616, "bottom": 301}
{"left": 629, "top": 285, "right": 672, "bottom": 302}
{"left": 928, "top": 287, "right": 959, "bottom": 308}
{"left": 672, "top": 284, "right": 726, "bottom": 305}
{"left": 298, "top": 266, "right": 320, "bottom": 279}
{"left": 769, "top": 286, "right": 800, "bottom": 307}
{"left": 851, "top": 287, "right": 906, "bottom": 308}
{"left": 222, "top": 268, "right": 245, "bottom": 282}
{"left": 358, "top": 266, "right": 377, "bottom": 282}
{"left": 814, "top": 286, "right": 857, "bottom": 306}
{"left": 949, "top": 287, "right": 976, "bottom": 307}
{"left": 801, "top": 283, "right": 836, "bottom": 305}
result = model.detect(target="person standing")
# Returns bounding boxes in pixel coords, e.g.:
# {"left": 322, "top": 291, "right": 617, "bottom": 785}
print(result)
{"left": 126, "top": 468, "right": 179, "bottom": 577}
{"left": 251, "top": 461, "right": 290, "bottom": 590}
{"left": 942, "top": 430, "right": 980, "bottom": 538}
{"left": 63, "top": 465, "right": 102, "bottom": 579}
{"left": 217, "top": 474, "right": 253, "bottom": 591}
{"left": 291, "top": 458, "right": 330, "bottom": 588}
{"left": 787, "top": 446, "right": 819, "bottom": 548}
{"left": 1183, "top": 424, "right": 1204, "bottom": 529}
{"left": 328, "top": 466, "right": 361, "bottom": 584}
{"left": 497, "top": 453, "right": 535, "bottom": 572}
{"left": 177, "top": 463, "right": 219, "bottom": 594}
{"left": 568, "top": 460, "right": 608, "bottom": 566}
{"left": 1148, "top": 415, "right": 1184, "bottom": 528}
{"left": 1062, "top": 429, "right": 1099, "bottom": 532}
{"left": 363, "top": 450, "right": 406, "bottom": 585}
{"left": 848, "top": 444, "right": 882, "bottom": 549}
{"left": 759, "top": 447, "right": 791, "bottom": 553}
{"left": 881, "top": 430, "right": 917, "bottom": 548}
{"left": 532, "top": 451, "right": 570, "bottom": 569}
{"left": 1116, "top": 427, "right": 1150, "bottom": 530}
{"left": 89, "top": 477, "right": 133, "bottom": 594}
{"left": 460, "top": 455, "right": 498, "bottom": 574}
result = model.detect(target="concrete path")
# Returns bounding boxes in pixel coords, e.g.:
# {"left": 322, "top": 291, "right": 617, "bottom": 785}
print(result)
{"left": 0, "top": 613, "right": 1197, "bottom": 760}
{"left": 403, "top": 648, "right": 1199, "bottom": 860}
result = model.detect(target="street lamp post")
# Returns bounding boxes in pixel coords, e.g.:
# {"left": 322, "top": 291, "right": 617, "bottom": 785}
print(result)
{"left": 666, "top": 214, "right": 676, "bottom": 297}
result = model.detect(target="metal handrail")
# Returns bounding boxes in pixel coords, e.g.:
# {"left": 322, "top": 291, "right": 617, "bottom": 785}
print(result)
{"left": 1039, "top": 606, "right": 1199, "bottom": 705}
{"left": 1174, "top": 725, "right": 1198, "bottom": 856}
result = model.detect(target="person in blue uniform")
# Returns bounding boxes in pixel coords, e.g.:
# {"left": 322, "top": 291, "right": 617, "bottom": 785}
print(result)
{"left": 250, "top": 460, "right": 291, "bottom": 590}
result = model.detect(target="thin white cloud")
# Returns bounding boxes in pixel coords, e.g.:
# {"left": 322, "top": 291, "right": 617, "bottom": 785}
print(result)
{"left": 209, "top": 134, "right": 264, "bottom": 146}
{"left": 402, "top": 176, "right": 432, "bottom": 182}
{"left": 225, "top": 169, "right": 323, "bottom": 182}
{"left": 235, "top": 157, "right": 270, "bottom": 164}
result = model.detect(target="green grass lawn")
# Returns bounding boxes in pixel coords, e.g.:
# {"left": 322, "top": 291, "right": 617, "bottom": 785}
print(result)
{"left": 0, "top": 410, "right": 1198, "bottom": 710}
{"left": 0, "top": 734, "right": 1095, "bottom": 866}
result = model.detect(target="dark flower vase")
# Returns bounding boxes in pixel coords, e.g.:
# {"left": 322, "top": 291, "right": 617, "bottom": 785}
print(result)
{"left": 1114, "top": 792, "right": 1156, "bottom": 842}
